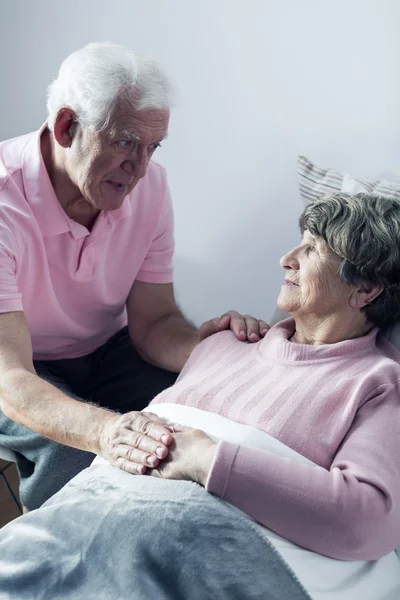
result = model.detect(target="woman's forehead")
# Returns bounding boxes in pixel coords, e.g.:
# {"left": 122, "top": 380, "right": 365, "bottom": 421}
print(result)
{"left": 301, "top": 230, "right": 317, "bottom": 243}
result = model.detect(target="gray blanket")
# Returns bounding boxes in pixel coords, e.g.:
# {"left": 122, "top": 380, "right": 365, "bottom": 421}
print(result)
{"left": 0, "top": 463, "right": 311, "bottom": 600}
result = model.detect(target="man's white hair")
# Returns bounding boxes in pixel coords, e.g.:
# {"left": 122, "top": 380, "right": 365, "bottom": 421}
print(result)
{"left": 46, "top": 42, "right": 173, "bottom": 131}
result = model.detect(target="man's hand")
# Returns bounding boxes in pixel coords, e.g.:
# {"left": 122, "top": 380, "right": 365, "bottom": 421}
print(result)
{"left": 199, "top": 310, "right": 270, "bottom": 343}
{"left": 149, "top": 428, "right": 217, "bottom": 486}
{"left": 99, "top": 411, "right": 175, "bottom": 474}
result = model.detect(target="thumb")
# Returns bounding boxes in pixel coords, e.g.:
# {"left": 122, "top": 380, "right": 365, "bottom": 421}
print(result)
{"left": 218, "top": 314, "right": 231, "bottom": 329}
{"left": 199, "top": 315, "right": 230, "bottom": 342}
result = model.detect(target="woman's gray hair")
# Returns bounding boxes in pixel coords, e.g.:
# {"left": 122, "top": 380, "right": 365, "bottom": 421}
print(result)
{"left": 299, "top": 193, "right": 400, "bottom": 329}
{"left": 46, "top": 42, "right": 173, "bottom": 132}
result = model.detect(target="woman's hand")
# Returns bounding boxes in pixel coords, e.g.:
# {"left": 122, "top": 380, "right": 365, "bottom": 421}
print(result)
{"left": 149, "top": 428, "right": 217, "bottom": 486}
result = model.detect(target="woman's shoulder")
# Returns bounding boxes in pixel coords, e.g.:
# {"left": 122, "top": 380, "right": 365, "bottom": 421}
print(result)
{"left": 195, "top": 330, "right": 247, "bottom": 360}
{"left": 359, "top": 333, "right": 400, "bottom": 395}
{"left": 178, "top": 330, "right": 250, "bottom": 380}
{"left": 376, "top": 331, "right": 400, "bottom": 370}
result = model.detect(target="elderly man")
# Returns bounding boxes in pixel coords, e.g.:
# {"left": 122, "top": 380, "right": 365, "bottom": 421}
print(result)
{"left": 0, "top": 42, "right": 268, "bottom": 511}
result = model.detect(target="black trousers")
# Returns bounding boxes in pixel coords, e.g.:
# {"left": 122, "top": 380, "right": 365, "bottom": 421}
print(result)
{"left": 0, "top": 327, "right": 178, "bottom": 510}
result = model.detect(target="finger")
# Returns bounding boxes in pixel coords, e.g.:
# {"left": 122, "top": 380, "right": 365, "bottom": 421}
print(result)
{"left": 259, "top": 320, "right": 270, "bottom": 337}
{"left": 148, "top": 467, "right": 160, "bottom": 478}
{"left": 218, "top": 314, "right": 231, "bottom": 328}
{"left": 169, "top": 423, "right": 192, "bottom": 433}
{"left": 141, "top": 411, "right": 171, "bottom": 426}
{"left": 141, "top": 413, "right": 175, "bottom": 433}
{"left": 243, "top": 315, "right": 261, "bottom": 342}
{"left": 126, "top": 413, "right": 173, "bottom": 445}
{"left": 198, "top": 315, "right": 230, "bottom": 342}
{"left": 112, "top": 444, "right": 161, "bottom": 469}
{"left": 118, "top": 432, "right": 169, "bottom": 460}
{"left": 115, "top": 456, "right": 148, "bottom": 475}
{"left": 226, "top": 312, "right": 247, "bottom": 340}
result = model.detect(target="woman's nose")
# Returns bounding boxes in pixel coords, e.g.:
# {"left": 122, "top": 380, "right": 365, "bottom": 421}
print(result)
{"left": 280, "top": 250, "right": 300, "bottom": 271}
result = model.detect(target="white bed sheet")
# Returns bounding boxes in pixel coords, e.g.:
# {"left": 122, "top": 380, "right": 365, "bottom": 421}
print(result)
{"left": 126, "top": 403, "right": 400, "bottom": 600}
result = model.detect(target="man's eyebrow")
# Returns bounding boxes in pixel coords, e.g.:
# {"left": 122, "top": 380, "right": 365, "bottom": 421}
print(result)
{"left": 120, "top": 129, "right": 141, "bottom": 141}
{"left": 116, "top": 129, "right": 169, "bottom": 142}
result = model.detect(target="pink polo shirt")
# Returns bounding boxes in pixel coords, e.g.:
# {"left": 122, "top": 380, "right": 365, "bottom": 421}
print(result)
{"left": 0, "top": 126, "right": 174, "bottom": 359}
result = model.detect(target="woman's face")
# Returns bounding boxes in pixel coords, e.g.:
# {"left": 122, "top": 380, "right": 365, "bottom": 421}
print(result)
{"left": 277, "top": 230, "right": 352, "bottom": 318}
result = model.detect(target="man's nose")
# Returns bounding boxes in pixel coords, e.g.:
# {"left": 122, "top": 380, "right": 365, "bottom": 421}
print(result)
{"left": 122, "top": 149, "right": 149, "bottom": 180}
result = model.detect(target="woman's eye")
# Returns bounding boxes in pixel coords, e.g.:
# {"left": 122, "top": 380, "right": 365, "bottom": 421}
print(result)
{"left": 306, "top": 246, "right": 316, "bottom": 254}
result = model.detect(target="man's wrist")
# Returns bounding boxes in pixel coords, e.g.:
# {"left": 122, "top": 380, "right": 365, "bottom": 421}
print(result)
{"left": 136, "top": 313, "right": 199, "bottom": 372}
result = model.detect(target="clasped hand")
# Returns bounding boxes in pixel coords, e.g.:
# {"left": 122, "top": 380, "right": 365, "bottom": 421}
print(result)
{"left": 99, "top": 309, "right": 268, "bottom": 477}
{"left": 100, "top": 410, "right": 216, "bottom": 484}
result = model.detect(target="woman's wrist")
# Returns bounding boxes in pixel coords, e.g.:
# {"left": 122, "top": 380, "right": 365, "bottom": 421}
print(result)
{"left": 194, "top": 439, "right": 217, "bottom": 486}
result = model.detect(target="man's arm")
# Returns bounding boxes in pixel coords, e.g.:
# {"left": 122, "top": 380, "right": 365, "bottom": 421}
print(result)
{"left": 0, "top": 311, "right": 173, "bottom": 474}
{"left": 127, "top": 281, "right": 271, "bottom": 373}
{"left": 127, "top": 281, "right": 198, "bottom": 373}
{"left": 0, "top": 312, "right": 109, "bottom": 452}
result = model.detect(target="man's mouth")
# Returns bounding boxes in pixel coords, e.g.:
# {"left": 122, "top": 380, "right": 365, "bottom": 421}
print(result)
{"left": 284, "top": 279, "right": 299, "bottom": 286}
{"left": 106, "top": 181, "right": 127, "bottom": 194}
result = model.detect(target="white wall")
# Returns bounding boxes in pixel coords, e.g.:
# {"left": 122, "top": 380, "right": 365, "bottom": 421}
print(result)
{"left": 1, "top": 0, "right": 399, "bottom": 324}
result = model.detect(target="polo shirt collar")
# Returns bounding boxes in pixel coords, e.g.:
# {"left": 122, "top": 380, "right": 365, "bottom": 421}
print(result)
{"left": 106, "top": 192, "right": 132, "bottom": 224}
{"left": 22, "top": 124, "right": 132, "bottom": 238}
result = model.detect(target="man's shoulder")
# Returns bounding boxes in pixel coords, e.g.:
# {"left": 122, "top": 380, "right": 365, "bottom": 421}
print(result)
{"left": 0, "top": 131, "right": 35, "bottom": 178}
{"left": 0, "top": 131, "right": 38, "bottom": 235}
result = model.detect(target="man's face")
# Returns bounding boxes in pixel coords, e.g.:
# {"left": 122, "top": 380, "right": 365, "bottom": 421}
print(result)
{"left": 67, "top": 98, "right": 169, "bottom": 211}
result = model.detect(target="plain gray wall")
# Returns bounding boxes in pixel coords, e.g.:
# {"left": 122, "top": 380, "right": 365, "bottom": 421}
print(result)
{"left": 1, "top": 0, "right": 399, "bottom": 324}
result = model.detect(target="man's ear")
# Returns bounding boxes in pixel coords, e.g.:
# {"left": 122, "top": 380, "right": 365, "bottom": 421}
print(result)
{"left": 349, "top": 281, "right": 384, "bottom": 309}
{"left": 53, "top": 108, "right": 78, "bottom": 148}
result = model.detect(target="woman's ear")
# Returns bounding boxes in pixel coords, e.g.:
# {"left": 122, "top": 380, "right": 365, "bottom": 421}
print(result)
{"left": 349, "top": 282, "right": 384, "bottom": 309}
{"left": 53, "top": 108, "right": 78, "bottom": 148}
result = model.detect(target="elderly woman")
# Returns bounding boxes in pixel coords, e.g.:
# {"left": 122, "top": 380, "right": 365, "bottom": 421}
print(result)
{"left": 146, "top": 191, "right": 400, "bottom": 561}
{"left": 1, "top": 192, "right": 400, "bottom": 599}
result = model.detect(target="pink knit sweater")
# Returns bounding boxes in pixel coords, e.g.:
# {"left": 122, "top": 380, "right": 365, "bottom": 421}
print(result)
{"left": 150, "top": 319, "right": 400, "bottom": 560}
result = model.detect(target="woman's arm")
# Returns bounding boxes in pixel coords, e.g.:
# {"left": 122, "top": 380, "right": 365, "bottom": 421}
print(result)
{"left": 206, "top": 381, "right": 400, "bottom": 561}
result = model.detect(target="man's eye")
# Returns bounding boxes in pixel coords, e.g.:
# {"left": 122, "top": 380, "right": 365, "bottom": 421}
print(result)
{"left": 306, "top": 246, "right": 316, "bottom": 254}
{"left": 116, "top": 140, "right": 134, "bottom": 149}
{"left": 149, "top": 143, "right": 162, "bottom": 153}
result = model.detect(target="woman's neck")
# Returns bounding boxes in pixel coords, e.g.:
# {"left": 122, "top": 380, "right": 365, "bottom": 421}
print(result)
{"left": 290, "top": 312, "right": 373, "bottom": 345}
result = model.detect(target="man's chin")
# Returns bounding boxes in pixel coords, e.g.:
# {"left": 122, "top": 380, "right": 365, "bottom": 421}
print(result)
{"left": 92, "top": 185, "right": 132, "bottom": 211}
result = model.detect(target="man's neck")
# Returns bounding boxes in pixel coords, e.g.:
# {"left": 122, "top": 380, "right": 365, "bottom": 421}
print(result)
{"left": 290, "top": 312, "right": 372, "bottom": 345}
{"left": 40, "top": 128, "right": 99, "bottom": 230}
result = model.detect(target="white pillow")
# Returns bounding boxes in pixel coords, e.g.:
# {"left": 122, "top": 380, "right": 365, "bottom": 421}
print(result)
{"left": 341, "top": 174, "right": 370, "bottom": 194}
{"left": 297, "top": 155, "right": 400, "bottom": 205}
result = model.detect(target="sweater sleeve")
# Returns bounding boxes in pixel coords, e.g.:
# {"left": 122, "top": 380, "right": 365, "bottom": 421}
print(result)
{"left": 205, "top": 381, "right": 400, "bottom": 561}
